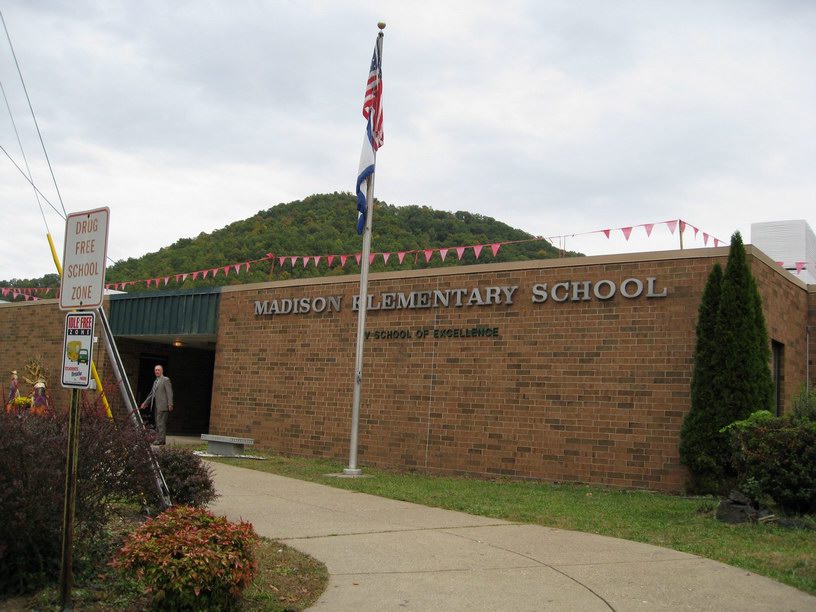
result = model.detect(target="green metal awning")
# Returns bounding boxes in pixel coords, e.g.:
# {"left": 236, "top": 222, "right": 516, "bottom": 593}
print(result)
{"left": 108, "top": 287, "right": 220, "bottom": 348}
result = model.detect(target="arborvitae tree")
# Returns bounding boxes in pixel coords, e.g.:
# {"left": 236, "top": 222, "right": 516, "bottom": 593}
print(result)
{"left": 679, "top": 263, "right": 723, "bottom": 491}
{"left": 715, "top": 232, "right": 774, "bottom": 423}
{"left": 680, "top": 231, "right": 774, "bottom": 493}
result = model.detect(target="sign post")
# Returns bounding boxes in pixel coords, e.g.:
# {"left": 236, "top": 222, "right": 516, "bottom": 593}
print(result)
{"left": 58, "top": 207, "right": 108, "bottom": 609}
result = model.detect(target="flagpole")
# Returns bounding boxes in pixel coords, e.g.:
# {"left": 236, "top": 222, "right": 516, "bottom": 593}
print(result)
{"left": 345, "top": 22, "right": 385, "bottom": 476}
{"left": 345, "top": 172, "right": 375, "bottom": 476}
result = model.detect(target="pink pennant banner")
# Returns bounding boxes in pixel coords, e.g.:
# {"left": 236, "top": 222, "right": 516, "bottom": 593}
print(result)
{"left": 340, "top": 255, "right": 348, "bottom": 267}
{"left": 382, "top": 252, "right": 390, "bottom": 265}
{"left": 397, "top": 251, "right": 406, "bottom": 264}
{"left": 327, "top": 255, "right": 335, "bottom": 267}
{"left": 473, "top": 245, "right": 483, "bottom": 259}
{"left": 703, "top": 233, "right": 709, "bottom": 246}
{"left": 602, "top": 229, "right": 611, "bottom": 239}
{"left": 490, "top": 243, "right": 501, "bottom": 257}
{"left": 666, "top": 220, "right": 678, "bottom": 234}
{"left": 290, "top": 256, "right": 298, "bottom": 267}
{"left": 369, "top": 254, "right": 376, "bottom": 265}
{"left": 644, "top": 224, "right": 654, "bottom": 237}
{"left": 439, "top": 248, "right": 448, "bottom": 262}
{"left": 424, "top": 249, "right": 434, "bottom": 263}
{"left": 679, "top": 221, "right": 686, "bottom": 233}
{"left": 456, "top": 246, "right": 466, "bottom": 260}
{"left": 621, "top": 227, "right": 632, "bottom": 241}
{"left": 314, "top": 256, "right": 321, "bottom": 267}
{"left": 303, "top": 257, "right": 310, "bottom": 268}
{"left": 354, "top": 254, "right": 361, "bottom": 265}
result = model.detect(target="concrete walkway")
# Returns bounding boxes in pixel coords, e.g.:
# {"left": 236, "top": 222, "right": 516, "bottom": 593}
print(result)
{"left": 207, "top": 462, "right": 815, "bottom": 611}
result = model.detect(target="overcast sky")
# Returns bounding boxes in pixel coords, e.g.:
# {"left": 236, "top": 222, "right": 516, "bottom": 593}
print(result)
{"left": 1, "top": 0, "right": 814, "bottom": 282}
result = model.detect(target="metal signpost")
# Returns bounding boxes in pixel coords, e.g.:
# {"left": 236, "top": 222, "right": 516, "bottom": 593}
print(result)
{"left": 58, "top": 207, "right": 108, "bottom": 609}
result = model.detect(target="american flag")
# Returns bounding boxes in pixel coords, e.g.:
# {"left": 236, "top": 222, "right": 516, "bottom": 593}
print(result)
{"left": 363, "top": 34, "right": 384, "bottom": 151}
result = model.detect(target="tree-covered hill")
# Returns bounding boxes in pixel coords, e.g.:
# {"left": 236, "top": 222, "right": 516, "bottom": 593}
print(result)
{"left": 2, "top": 193, "right": 577, "bottom": 294}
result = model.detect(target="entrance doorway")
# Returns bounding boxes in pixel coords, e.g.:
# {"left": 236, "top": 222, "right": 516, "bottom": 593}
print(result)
{"left": 137, "top": 356, "right": 169, "bottom": 427}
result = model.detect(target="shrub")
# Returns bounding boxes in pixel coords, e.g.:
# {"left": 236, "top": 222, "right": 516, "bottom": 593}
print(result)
{"left": 155, "top": 446, "right": 218, "bottom": 507}
{"left": 114, "top": 505, "right": 258, "bottom": 610}
{"left": 0, "top": 403, "right": 153, "bottom": 594}
{"left": 726, "top": 411, "right": 816, "bottom": 514}
{"left": 789, "top": 385, "right": 816, "bottom": 424}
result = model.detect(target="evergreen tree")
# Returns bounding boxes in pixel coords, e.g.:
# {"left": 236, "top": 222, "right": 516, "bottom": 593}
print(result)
{"left": 680, "top": 231, "right": 774, "bottom": 492}
{"left": 679, "top": 263, "right": 723, "bottom": 490}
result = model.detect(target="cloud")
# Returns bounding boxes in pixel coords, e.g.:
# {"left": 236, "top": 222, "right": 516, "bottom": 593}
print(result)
{"left": 1, "top": 0, "right": 815, "bottom": 281}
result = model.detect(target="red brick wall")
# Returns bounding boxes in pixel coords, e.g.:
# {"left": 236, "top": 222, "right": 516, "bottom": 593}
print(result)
{"left": 209, "top": 247, "right": 813, "bottom": 492}
{"left": 3, "top": 247, "right": 813, "bottom": 492}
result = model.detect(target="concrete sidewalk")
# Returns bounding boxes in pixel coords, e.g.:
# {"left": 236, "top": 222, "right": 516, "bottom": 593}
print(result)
{"left": 207, "top": 462, "right": 815, "bottom": 611}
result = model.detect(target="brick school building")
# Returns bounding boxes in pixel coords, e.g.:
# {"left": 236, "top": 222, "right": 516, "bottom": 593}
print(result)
{"left": 1, "top": 245, "right": 813, "bottom": 492}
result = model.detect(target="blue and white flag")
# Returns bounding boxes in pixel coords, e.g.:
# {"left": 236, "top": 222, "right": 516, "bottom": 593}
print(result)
{"left": 356, "top": 33, "right": 384, "bottom": 235}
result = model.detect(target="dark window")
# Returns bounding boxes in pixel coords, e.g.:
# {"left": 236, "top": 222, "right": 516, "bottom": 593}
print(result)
{"left": 772, "top": 341, "right": 784, "bottom": 416}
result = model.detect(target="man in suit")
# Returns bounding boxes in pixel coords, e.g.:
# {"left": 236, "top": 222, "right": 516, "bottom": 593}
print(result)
{"left": 141, "top": 364, "right": 174, "bottom": 445}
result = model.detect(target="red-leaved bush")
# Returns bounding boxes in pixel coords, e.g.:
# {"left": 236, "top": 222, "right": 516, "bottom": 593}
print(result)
{"left": 113, "top": 505, "right": 258, "bottom": 610}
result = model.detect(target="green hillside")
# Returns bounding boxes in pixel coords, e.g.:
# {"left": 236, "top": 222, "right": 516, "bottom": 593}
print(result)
{"left": 2, "top": 193, "right": 576, "bottom": 294}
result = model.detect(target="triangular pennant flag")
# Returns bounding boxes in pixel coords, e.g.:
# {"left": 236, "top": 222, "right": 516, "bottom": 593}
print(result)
{"left": 621, "top": 227, "right": 633, "bottom": 241}
{"left": 382, "top": 252, "right": 390, "bottom": 265}
{"left": 490, "top": 243, "right": 501, "bottom": 257}
{"left": 223, "top": 266, "right": 231, "bottom": 276}
{"left": 355, "top": 254, "right": 361, "bottom": 265}
{"left": 182, "top": 273, "right": 190, "bottom": 282}
{"left": 340, "top": 255, "right": 348, "bottom": 266}
{"left": 245, "top": 262, "right": 251, "bottom": 271}
{"left": 211, "top": 268, "right": 220, "bottom": 278}
{"left": 302, "top": 256, "right": 310, "bottom": 268}
{"left": 278, "top": 256, "right": 286, "bottom": 268}
{"left": 693, "top": 227, "right": 699, "bottom": 238}
{"left": 679, "top": 221, "right": 686, "bottom": 233}
{"left": 795, "top": 262, "right": 806, "bottom": 273}
{"left": 175, "top": 274, "right": 182, "bottom": 283}
{"left": 455, "top": 246, "right": 466, "bottom": 260}
{"left": 327, "top": 255, "right": 335, "bottom": 267}
{"left": 233, "top": 264, "right": 241, "bottom": 274}
{"left": 644, "top": 224, "right": 654, "bottom": 237}
{"left": 602, "top": 229, "right": 611, "bottom": 239}
{"left": 713, "top": 239, "right": 721, "bottom": 247}
{"left": 1, "top": 288, "right": 8, "bottom": 296}
{"left": 703, "top": 233, "right": 709, "bottom": 246}
{"left": 290, "top": 256, "right": 298, "bottom": 267}
{"left": 369, "top": 254, "right": 376, "bottom": 265}
{"left": 776, "top": 261, "right": 785, "bottom": 266}
{"left": 164, "top": 277, "right": 171, "bottom": 286}
{"left": 666, "top": 220, "right": 678, "bottom": 234}
{"left": 314, "top": 256, "right": 322, "bottom": 267}
{"left": 473, "top": 245, "right": 483, "bottom": 259}
{"left": 439, "top": 248, "right": 448, "bottom": 261}
{"left": 397, "top": 251, "right": 406, "bottom": 264}
{"left": 424, "top": 249, "right": 434, "bottom": 263}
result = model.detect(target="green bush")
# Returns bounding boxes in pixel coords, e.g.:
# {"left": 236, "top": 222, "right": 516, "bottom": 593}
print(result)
{"left": 155, "top": 446, "right": 218, "bottom": 507}
{"left": 790, "top": 385, "right": 816, "bottom": 424}
{"left": 726, "top": 411, "right": 816, "bottom": 514}
{"left": 114, "top": 505, "right": 259, "bottom": 610}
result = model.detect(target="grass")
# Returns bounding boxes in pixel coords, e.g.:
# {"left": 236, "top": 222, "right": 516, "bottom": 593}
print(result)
{"left": 209, "top": 452, "right": 816, "bottom": 596}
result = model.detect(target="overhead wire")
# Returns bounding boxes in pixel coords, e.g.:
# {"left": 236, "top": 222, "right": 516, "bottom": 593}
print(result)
{"left": 1, "top": 9, "right": 68, "bottom": 218}
{"left": 0, "top": 78, "right": 52, "bottom": 231}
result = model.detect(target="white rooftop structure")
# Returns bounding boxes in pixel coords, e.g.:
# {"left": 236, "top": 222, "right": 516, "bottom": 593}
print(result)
{"left": 751, "top": 220, "right": 816, "bottom": 285}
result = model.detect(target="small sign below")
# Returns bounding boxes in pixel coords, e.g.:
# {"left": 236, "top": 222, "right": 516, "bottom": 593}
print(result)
{"left": 60, "top": 207, "right": 110, "bottom": 311}
{"left": 62, "top": 311, "right": 95, "bottom": 389}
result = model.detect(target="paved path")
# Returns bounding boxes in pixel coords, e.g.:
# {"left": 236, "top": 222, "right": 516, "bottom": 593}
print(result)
{"left": 208, "top": 462, "right": 816, "bottom": 611}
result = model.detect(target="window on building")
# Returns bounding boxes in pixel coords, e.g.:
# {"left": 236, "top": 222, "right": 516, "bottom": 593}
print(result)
{"left": 772, "top": 340, "right": 784, "bottom": 416}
